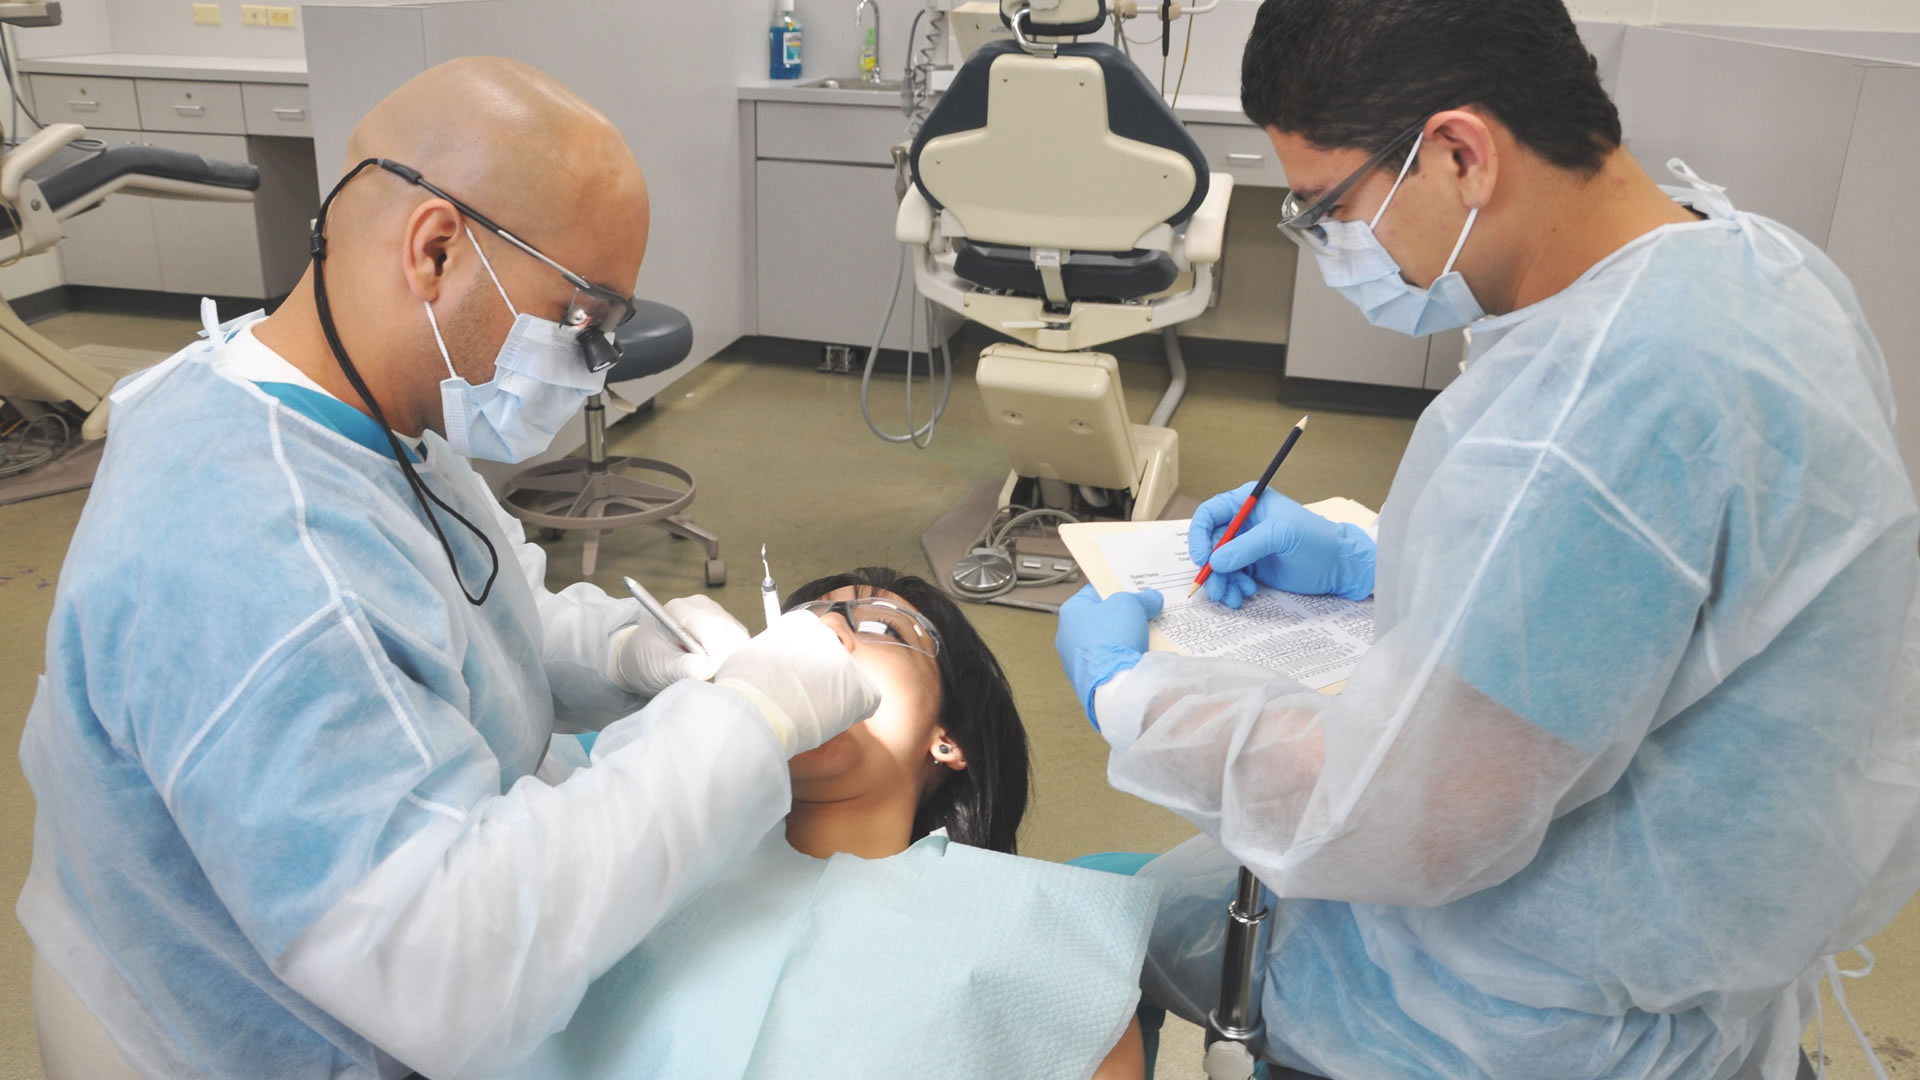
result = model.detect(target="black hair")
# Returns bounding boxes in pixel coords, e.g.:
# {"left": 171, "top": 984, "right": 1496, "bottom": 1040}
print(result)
{"left": 1241, "top": 0, "right": 1621, "bottom": 175}
{"left": 785, "top": 567, "right": 1030, "bottom": 855}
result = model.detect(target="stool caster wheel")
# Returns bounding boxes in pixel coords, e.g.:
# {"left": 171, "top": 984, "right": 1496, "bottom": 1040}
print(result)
{"left": 538, "top": 528, "right": 563, "bottom": 542}
{"left": 705, "top": 559, "right": 726, "bottom": 587}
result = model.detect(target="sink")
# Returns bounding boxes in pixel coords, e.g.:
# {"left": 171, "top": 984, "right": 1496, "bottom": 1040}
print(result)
{"left": 800, "top": 76, "right": 903, "bottom": 92}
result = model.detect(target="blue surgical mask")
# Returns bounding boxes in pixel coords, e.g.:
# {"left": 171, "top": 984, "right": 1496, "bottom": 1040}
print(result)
{"left": 1302, "top": 131, "right": 1485, "bottom": 337}
{"left": 427, "top": 226, "right": 608, "bottom": 463}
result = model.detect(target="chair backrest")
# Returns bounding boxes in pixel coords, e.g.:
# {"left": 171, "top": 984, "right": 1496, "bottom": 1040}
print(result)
{"left": 911, "top": 40, "right": 1208, "bottom": 253}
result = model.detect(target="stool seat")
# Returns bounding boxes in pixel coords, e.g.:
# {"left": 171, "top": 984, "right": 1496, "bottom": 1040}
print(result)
{"left": 610, "top": 300, "right": 694, "bottom": 382}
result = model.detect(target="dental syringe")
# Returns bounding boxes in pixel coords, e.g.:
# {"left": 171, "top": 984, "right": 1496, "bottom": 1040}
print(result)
{"left": 760, "top": 544, "right": 780, "bottom": 629}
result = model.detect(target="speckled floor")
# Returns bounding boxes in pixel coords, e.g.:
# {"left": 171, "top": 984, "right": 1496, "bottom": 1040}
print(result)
{"left": 0, "top": 311, "right": 1912, "bottom": 1079}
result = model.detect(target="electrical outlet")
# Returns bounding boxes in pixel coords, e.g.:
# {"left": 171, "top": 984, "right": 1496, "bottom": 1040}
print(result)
{"left": 191, "top": 3, "right": 221, "bottom": 26}
{"left": 266, "top": 5, "right": 295, "bottom": 27}
{"left": 240, "top": 4, "right": 266, "bottom": 25}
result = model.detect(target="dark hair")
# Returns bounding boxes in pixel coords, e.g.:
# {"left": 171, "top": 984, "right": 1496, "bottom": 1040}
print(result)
{"left": 785, "top": 567, "right": 1030, "bottom": 855}
{"left": 1241, "top": 0, "right": 1621, "bottom": 175}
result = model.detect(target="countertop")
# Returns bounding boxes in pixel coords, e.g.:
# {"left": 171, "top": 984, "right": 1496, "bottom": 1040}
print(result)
{"left": 739, "top": 78, "right": 1251, "bottom": 125}
{"left": 17, "top": 53, "right": 308, "bottom": 84}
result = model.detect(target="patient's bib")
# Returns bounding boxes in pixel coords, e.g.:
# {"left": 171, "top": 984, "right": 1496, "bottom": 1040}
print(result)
{"left": 508, "top": 831, "right": 1156, "bottom": 1080}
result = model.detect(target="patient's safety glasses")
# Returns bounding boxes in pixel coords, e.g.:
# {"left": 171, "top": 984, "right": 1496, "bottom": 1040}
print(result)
{"left": 793, "top": 598, "right": 943, "bottom": 659}
{"left": 358, "top": 158, "right": 639, "bottom": 372}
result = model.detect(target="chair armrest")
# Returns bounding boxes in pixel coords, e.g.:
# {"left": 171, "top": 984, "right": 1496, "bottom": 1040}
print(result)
{"left": 2, "top": 122, "right": 86, "bottom": 203}
{"left": 1183, "top": 173, "right": 1235, "bottom": 265}
{"left": 896, "top": 186, "right": 934, "bottom": 245}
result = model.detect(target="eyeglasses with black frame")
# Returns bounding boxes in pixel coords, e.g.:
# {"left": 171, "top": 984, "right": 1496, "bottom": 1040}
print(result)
{"left": 1275, "top": 115, "right": 1432, "bottom": 246}
{"left": 346, "top": 158, "right": 639, "bottom": 373}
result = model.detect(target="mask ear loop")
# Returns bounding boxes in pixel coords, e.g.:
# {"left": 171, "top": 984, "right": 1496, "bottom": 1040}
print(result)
{"left": 1440, "top": 208, "right": 1480, "bottom": 277}
{"left": 1369, "top": 128, "right": 1427, "bottom": 231}
{"left": 464, "top": 224, "right": 517, "bottom": 317}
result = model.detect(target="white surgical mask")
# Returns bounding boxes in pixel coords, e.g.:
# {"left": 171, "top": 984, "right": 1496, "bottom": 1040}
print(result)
{"left": 428, "top": 225, "right": 608, "bottom": 463}
{"left": 1304, "top": 130, "right": 1485, "bottom": 337}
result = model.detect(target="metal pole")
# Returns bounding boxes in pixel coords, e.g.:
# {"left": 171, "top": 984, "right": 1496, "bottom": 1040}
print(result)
{"left": 1209, "top": 866, "right": 1273, "bottom": 1046}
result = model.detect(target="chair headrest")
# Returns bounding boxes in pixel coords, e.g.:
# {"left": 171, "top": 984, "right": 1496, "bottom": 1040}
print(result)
{"left": 1000, "top": 0, "right": 1108, "bottom": 38}
{"left": 911, "top": 40, "right": 1209, "bottom": 251}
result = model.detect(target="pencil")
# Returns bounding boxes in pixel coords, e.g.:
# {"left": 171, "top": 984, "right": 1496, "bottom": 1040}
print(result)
{"left": 1189, "top": 415, "right": 1310, "bottom": 599}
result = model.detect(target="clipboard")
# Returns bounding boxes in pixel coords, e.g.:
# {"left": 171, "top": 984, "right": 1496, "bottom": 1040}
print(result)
{"left": 1059, "top": 497, "right": 1379, "bottom": 675}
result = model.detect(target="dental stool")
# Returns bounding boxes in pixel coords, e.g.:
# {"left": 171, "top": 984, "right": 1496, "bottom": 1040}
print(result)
{"left": 501, "top": 301, "right": 726, "bottom": 585}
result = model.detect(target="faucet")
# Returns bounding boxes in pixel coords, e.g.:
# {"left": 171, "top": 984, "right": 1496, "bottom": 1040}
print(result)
{"left": 855, "top": 0, "right": 882, "bottom": 83}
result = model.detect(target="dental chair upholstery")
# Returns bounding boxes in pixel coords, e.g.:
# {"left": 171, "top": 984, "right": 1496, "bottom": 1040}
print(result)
{"left": 899, "top": 0, "right": 1231, "bottom": 529}
{"left": 0, "top": 123, "right": 259, "bottom": 441}
{"left": 911, "top": 38, "right": 1208, "bottom": 306}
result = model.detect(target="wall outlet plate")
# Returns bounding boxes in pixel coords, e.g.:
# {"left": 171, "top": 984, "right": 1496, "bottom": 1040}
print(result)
{"left": 266, "top": 5, "right": 295, "bottom": 27}
{"left": 191, "top": 3, "right": 221, "bottom": 26}
{"left": 240, "top": 4, "right": 266, "bottom": 25}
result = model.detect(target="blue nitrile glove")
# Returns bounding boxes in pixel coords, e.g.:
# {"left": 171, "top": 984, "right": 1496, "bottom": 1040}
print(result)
{"left": 1188, "top": 483, "right": 1377, "bottom": 607}
{"left": 1055, "top": 584, "right": 1164, "bottom": 728}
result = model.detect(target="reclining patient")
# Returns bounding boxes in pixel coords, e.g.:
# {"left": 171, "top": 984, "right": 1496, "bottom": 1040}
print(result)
{"left": 506, "top": 568, "right": 1156, "bottom": 1080}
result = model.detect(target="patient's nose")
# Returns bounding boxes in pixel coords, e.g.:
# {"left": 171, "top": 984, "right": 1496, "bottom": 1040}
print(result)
{"left": 820, "top": 613, "right": 860, "bottom": 655}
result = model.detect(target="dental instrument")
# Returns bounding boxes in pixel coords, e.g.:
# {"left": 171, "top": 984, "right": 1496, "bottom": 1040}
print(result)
{"left": 622, "top": 576, "right": 706, "bottom": 657}
{"left": 760, "top": 545, "right": 781, "bottom": 629}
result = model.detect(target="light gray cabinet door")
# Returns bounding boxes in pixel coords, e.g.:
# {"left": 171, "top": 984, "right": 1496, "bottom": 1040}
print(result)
{"left": 142, "top": 130, "right": 268, "bottom": 298}
{"left": 756, "top": 159, "right": 918, "bottom": 350}
{"left": 56, "top": 129, "right": 164, "bottom": 291}
{"left": 1424, "top": 330, "right": 1468, "bottom": 391}
{"left": 1283, "top": 248, "right": 1429, "bottom": 388}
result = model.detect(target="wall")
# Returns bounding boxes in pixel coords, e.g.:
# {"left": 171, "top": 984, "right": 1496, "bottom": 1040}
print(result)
{"left": 12, "top": 0, "right": 303, "bottom": 60}
{"left": 306, "top": 0, "right": 764, "bottom": 466}
{"left": 1648, "top": 0, "right": 1920, "bottom": 31}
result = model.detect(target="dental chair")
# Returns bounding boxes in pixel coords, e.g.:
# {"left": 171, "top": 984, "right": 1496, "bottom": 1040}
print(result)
{"left": 0, "top": 122, "right": 259, "bottom": 443}
{"left": 898, "top": 0, "right": 1230, "bottom": 608}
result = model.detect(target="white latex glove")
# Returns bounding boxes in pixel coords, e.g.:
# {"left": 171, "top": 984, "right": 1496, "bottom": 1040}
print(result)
{"left": 607, "top": 595, "right": 753, "bottom": 695}
{"left": 712, "top": 610, "right": 882, "bottom": 756}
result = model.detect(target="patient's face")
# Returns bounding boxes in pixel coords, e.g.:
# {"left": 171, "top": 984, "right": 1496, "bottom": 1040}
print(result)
{"left": 789, "top": 587, "right": 949, "bottom": 802}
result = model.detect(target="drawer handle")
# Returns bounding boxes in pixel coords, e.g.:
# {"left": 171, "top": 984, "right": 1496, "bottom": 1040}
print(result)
{"left": 272, "top": 107, "right": 306, "bottom": 120}
{"left": 174, "top": 103, "right": 206, "bottom": 116}
{"left": 1226, "top": 152, "right": 1265, "bottom": 164}
{"left": 66, "top": 99, "right": 99, "bottom": 111}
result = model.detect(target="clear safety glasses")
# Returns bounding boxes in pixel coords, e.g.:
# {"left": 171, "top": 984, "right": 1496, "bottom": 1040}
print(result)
{"left": 1275, "top": 114, "right": 1431, "bottom": 246}
{"left": 793, "top": 598, "right": 943, "bottom": 659}
{"left": 363, "top": 159, "right": 639, "bottom": 372}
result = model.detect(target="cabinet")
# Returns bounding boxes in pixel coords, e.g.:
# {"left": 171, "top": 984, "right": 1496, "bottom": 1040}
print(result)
{"left": 752, "top": 100, "right": 941, "bottom": 352}
{"left": 1284, "top": 258, "right": 1467, "bottom": 391}
{"left": 55, "top": 130, "right": 163, "bottom": 291}
{"left": 756, "top": 159, "right": 915, "bottom": 350}
{"left": 27, "top": 73, "right": 316, "bottom": 299}
{"left": 146, "top": 131, "right": 269, "bottom": 297}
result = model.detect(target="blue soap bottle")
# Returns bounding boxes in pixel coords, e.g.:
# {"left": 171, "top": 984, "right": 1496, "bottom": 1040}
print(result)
{"left": 770, "top": 0, "right": 803, "bottom": 80}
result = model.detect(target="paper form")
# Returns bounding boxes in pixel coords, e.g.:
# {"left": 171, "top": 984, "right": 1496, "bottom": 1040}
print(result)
{"left": 1086, "top": 519, "right": 1374, "bottom": 690}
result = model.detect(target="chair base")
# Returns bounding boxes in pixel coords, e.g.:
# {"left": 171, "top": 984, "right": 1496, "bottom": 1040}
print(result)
{"left": 502, "top": 455, "right": 723, "bottom": 583}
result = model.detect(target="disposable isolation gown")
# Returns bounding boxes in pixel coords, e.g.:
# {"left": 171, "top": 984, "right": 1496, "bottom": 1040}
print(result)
{"left": 1099, "top": 175, "right": 1920, "bottom": 1079}
{"left": 17, "top": 314, "right": 791, "bottom": 1079}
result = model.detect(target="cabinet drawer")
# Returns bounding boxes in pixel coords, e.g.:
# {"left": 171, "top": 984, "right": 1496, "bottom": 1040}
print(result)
{"left": 756, "top": 102, "right": 904, "bottom": 166}
{"left": 1187, "top": 123, "right": 1287, "bottom": 189}
{"left": 242, "top": 82, "right": 311, "bottom": 137}
{"left": 135, "top": 79, "right": 245, "bottom": 135}
{"left": 28, "top": 74, "right": 140, "bottom": 130}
